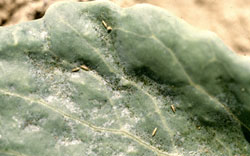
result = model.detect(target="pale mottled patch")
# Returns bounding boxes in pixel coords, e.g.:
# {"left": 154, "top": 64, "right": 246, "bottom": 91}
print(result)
{"left": 12, "top": 116, "right": 22, "bottom": 128}
{"left": 57, "top": 138, "right": 82, "bottom": 147}
{"left": 24, "top": 125, "right": 40, "bottom": 132}
{"left": 127, "top": 145, "right": 136, "bottom": 153}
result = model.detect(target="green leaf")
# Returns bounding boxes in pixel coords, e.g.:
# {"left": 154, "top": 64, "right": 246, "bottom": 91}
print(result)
{"left": 0, "top": 1, "right": 249, "bottom": 156}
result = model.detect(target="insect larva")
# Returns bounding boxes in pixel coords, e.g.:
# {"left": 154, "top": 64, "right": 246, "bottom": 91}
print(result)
{"left": 102, "top": 20, "right": 112, "bottom": 33}
{"left": 106, "top": 26, "right": 112, "bottom": 33}
{"left": 152, "top": 127, "right": 158, "bottom": 137}
{"left": 102, "top": 20, "right": 108, "bottom": 28}
{"left": 171, "top": 105, "right": 176, "bottom": 113}
{"left": 80, "top": 65, "right": 89, "bottom": 71}
{"left": 72, "top": 67, "right": 80, "bottom": 72}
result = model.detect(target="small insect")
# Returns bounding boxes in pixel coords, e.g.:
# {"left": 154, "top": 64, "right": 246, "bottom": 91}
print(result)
{"left": 80, "top": 65, "right": 89, "bottom": 71}
{"left": 102, "top": 20, "right": 112, "bottom": 33}
{"left": 106, "top": 26, "right": 112, "bottom": 33}
{"left": 72, "top": 67, "right": 80, "bottom": 72}
{"left": 171, "top": 105, "right": 176, "bottom": 113}
{"left": 152, "top": 127, "right": 158, "bottom": 137}
{"left": 197, "top": 126, "right": 201, "bottom": 130}
{"left": 102, "top": 20, "right": 108, "bottom": 28}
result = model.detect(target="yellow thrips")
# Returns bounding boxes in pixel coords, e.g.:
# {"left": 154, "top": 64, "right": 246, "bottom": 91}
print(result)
{"left": 102, "top": 20, "right": 112, "bottom": 33}
{"left": 107, "top": 26, "right": 112, "bottom": 32}
{"left": 152, "top": 127, "right": 158, "bottom": 137}
{"left": 80, "top": 65, "right": 89, "bottom": 71}
{"left": 72, "top": 67, "right": 80, "bottom": 72}
{"left": 102, "top": 20, "right": 108, "bottom": 28}
{"left": 171, "top": 105, "right": 176, "bottom": 113}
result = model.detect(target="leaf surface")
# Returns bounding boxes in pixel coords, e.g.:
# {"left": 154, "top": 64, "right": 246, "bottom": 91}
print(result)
{"left": 0, "top": 1, "right": 249, "bottom": 156}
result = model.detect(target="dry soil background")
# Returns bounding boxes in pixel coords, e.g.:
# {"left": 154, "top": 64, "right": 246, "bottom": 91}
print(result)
{"left": 0, "top": 0, "right": 250, "bottom": 56}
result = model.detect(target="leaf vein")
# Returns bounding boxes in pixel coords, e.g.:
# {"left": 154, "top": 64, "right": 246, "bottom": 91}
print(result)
{"left": 0, "top": 89, "right": 176, "bottom": 156}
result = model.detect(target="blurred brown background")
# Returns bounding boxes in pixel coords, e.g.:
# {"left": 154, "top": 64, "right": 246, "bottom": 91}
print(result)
{"left": 0, "top": 0, "right": 249, "bottom": 55}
